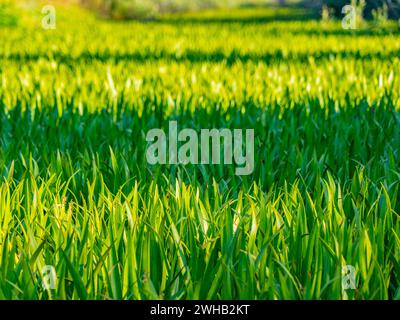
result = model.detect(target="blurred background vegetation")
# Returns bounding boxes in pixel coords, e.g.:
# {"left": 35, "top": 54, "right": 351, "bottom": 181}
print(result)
{"left": 321, "top": 0, "right": 400, "bottom": 19}
{"left": 0, "top": 0, "right": 399, "bottom": 23}
{"left": 77, "top": 0, "right": 400, "bottom": 20}
{"left": 78, "top": 0, "right": 284, "bottom": 19}
{"left": 0, "top": 0, "right": 18, "bottom": 26}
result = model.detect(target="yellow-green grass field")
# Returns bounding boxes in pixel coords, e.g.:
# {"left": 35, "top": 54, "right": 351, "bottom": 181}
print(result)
{"left": 1, "top": 2, "right": 400, "bottom": 299}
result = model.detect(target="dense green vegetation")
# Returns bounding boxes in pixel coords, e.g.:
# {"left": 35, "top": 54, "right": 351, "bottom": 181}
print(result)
{"left": 0, "top": 4, "right": 400, "bottom": 299}
{"left": 0, "top": 1, "right": 18, "bottom": 26}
